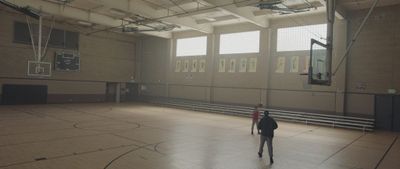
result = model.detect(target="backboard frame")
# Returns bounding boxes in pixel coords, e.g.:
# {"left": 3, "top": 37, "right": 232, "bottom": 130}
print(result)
{"left": 27, "top": 61, "right": 52, "bottom": 77}
{"left": 308, "top": 38, "right": 331, "bottom": 86}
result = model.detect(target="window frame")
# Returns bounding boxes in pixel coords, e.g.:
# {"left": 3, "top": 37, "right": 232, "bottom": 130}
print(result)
{"left": 13, "top": 21, "right": 79, "bottom": 50}
{"left": 176, "top": 36, "right": 208, "bottom": 57}
{"left": 219, "top": 30, "right": 261, "bottom": 55}
{"left": 276, "top": 24, "right": 327, "bottom": 52}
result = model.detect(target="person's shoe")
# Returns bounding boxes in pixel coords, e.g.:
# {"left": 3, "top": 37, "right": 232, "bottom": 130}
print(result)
{"left": 270, "top": 157, "right": 274, "bottom": 164}
{"left": 258, "top": 152, "right": 262, "bottom": 158}
{"left": 251, "top": 132, "right": 254, "bottom": 135}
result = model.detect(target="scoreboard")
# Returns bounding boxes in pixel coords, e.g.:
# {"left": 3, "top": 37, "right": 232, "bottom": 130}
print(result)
{"left": 54, "top": 51, "right": 80, "bottom": 71}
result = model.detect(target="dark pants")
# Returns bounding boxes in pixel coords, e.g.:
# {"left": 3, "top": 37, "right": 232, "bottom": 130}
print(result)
{"left": 259, "top": 135, "right": 273, "bottom": 158}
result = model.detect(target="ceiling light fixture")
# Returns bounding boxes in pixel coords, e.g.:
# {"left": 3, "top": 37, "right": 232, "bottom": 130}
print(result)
{"left": 204, "top": 17, "right": 216, "bottom": 21}
{"left": 109, "top": 8, "right": 127, "bottom": 16}
{"left": 55, "top": 0, "right": 74, "bottom": 4}
{"left": 77, "top": 20, "right": 93, "bottom": 26}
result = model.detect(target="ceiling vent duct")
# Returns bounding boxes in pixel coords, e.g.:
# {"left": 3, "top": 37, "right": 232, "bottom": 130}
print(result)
{"left": 254, "top": 0, "right": 315, "bottom": 15}
{"left": 77, "top": 20, "right": 93, "bottom": 26}
{"left": 122, "top": 26, "right": 139, "bottom": 32}
{"left": 109, "top": 8, "right": 128, "bottom": 16}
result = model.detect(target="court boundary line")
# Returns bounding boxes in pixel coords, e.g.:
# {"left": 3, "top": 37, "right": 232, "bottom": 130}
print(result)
{"left": 374, "top": 135, "right": 398, "bottom": 169}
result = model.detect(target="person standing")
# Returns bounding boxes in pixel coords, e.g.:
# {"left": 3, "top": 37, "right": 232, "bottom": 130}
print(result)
{"left": 258, "top": 111, "right": 278, "bottom": 164}
{"left": 251, "top": 105, "right": 261, "bottom": 135}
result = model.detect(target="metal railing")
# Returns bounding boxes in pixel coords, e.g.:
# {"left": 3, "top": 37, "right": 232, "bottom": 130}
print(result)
{"left": 138, "top": 96, "right": 374, "bottom": 132}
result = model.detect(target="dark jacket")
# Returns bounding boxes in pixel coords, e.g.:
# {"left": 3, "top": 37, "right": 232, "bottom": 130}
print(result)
{"left": 258, "top": 116, "right": 278, "bottom": 137}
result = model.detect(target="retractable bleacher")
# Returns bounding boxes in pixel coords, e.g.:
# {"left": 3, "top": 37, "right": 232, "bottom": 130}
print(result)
{"left": 139, "top": 97, "right": 374, "bottom": 132}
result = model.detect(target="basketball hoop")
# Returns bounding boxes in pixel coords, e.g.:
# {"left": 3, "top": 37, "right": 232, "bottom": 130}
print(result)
{"left": 24, "top": 12, "right": 55, "bottom": 77}
{"left": 27, "top": 61, "right": 51, "bottom": 77}
{"left": 308, "top": 39, "right": 331, "bottom": 85}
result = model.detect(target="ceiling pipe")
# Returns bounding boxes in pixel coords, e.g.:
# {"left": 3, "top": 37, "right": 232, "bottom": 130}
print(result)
{"left": 6, "top": 0, "right": 172, "bottom": 38}
{"left": 84, "top": 0, "right": 257, "bottom": 36}
{"left": 83, "top": 0, "right": 214, "bottom": 34}
{"left": 202, "top": 0, "right": 269, "bottom": 28}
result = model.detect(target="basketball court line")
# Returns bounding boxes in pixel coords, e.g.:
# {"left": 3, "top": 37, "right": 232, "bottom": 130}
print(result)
{"left": 318, "top": 133, "right": 366, "bottom": 165}
{"left": 0, "top": 143, "right": 139, "bottom": 168}
{"left": 374, "top": 136, "right": 399, "bottom": 169}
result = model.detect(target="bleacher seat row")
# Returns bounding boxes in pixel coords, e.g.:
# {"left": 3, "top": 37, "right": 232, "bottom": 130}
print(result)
{"left": 139, "top": 96, "right": 375, "bottom": 132}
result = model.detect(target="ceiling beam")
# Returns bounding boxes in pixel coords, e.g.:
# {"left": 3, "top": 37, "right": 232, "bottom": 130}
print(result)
{"left": 84, "top": 0, "right": 213, "bottom": 34}
{"left": 233, "top": 0, "right": 262, "bottom": 7}
{"left": 196, "top": 15, "right": 238, "bottom": 24}
{"left": 6, "top": 0, "right": 172, "bottom": 38}
{"left": 201, "top": 0, "right": 269, "bottom": 28}
{"left": 155, "top": 0, "right": 199, "bottom": 9}
{"left": 177, "top": 8, "right": 221, "bottom": 17}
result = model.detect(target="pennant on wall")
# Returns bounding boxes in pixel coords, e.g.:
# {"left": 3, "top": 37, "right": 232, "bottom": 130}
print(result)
{"left": 229, "top": 59, "right": 236, "bottom": 73}
{"left": 239, "top": 58, "right": 247, "bottom": 73}
{"left": 175, "top": 60, "right": 181, "bottom": 72}
{"left": 248, "top": 58, "right": 257, "bottom": 72}
{"left": 290, "top": 56, "right": 299, "bottom": 73}
{"left": 199, "top": 59, "right": 206, "bottom": 72}
{"left": 219, "top": 59, "right": 226, "bottom": 72}
{"left": 183, "top": 60, "right": 189, "bottom": 72}
{"left": 303, "top": 56, "right": 310, "bottom": 73}
{"left": 275, "top": 57, "right": 285, "bottom": 73}
{"left": 191, "top": 59, "right": 198, "bottom": 72}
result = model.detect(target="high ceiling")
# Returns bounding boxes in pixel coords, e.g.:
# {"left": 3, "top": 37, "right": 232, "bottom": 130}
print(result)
{"left": 2, "top": 0, "right": 400, "bottom": 38}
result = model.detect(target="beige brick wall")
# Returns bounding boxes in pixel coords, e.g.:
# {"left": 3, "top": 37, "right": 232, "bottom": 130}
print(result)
{"left": 138, "top": 13, "right": 349, "bottom": 114}
{"left": 347, "top": 5, "right": 400, "bottom": 94}
{"left": 138, "top": 5, "right": 400, "bottom": 117}
{"left": 345, "top": 5, "right": 400, "bottom": 115}
{"left": 0, "top": 8, "right": 136, "bottom": 98}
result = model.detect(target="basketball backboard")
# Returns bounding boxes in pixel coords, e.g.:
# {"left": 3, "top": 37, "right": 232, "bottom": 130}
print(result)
{"left": 27, "top": 61, "right": 51, "bottom": 77}
{"left": 308, "top": 39, "right": 331, "bottom": 85}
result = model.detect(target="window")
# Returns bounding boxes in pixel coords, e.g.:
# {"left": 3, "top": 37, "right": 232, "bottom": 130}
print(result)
{"left": 176, "top": 36, "right": 207, "bottom": 57}
{"left": 49, "top": 29, "right": 64, "bottom": 48}
{"left": 14, "top": 22, "right": 31, "bottom": 43}
{"left": 65, "top": 31, "right": 79, "bottom": 49}
{"left": 277, "top": 24, "right": 327, "bottom": 52}
{"left": 219, "top": 31, "right": 260, "bottom": 54}
{"left": 13, "top": 21, "right": 79, "bottom": 50}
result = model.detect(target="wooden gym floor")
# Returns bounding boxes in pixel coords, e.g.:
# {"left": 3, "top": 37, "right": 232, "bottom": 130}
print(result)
{"left": 0, "top": 103, "right": 399, "bottom": 169}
